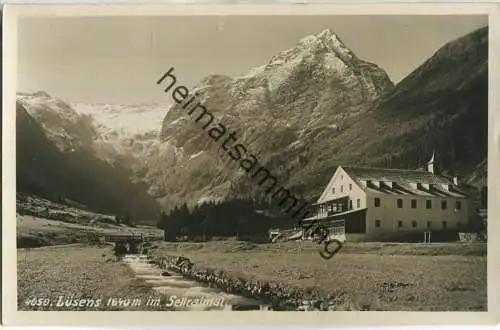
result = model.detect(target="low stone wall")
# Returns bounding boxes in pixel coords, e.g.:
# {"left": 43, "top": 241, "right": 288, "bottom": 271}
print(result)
{"left": 147, "top": 253, "right": 360, "bottom": 311}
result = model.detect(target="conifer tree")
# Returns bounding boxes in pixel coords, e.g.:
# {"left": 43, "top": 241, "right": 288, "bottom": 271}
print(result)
{"left": 124, "top": 212, "right": 132, "bottom": 226}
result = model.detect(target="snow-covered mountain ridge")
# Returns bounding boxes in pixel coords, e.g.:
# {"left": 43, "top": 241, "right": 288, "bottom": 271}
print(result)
{"left": 16, "top": 27, "right": 488, "bottom": 213}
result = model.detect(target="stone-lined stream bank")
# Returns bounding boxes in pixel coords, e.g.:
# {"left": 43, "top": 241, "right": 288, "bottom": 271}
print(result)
{"left": 122, "top": 254, "right": 266, "bottom": 310}
{"left": 126, "top": 252, "right": 360, "bottom": 311}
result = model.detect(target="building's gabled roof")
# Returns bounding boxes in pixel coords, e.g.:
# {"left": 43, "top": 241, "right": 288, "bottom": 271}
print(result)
{"left": 342, "top": 166, "right": 452, "bottom": 184}
{"left": 341, "top": 166, "right": 469, "bottom": 198}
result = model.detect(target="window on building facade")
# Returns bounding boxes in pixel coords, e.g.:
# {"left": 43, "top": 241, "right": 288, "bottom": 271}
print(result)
{"left": 442, "top": 221, "right": 447, "bottom": 229}
{"left": 411, "top": 199, "right": 417, "bottom": 209}
{"left": 349, "top": 200, "right": 353, "bottom": 210}
{"left": 341, "top": 175, "right": 343, "bottom": 180}
{"left": 398, "top": 221, "right": 403, "bottom": 228}
{"left": 375, "top": 220, "right": 381, "bottom": 228}
{"left": 427, "top": 221, "right": 432, "bottom": 228}
{"left": 441, "top": 200, "right": 447, "bottom": 210}
{"left": 456, "top": 201, "right": 462, "bottom": 210}
{"left": 397, "top": 199, "right": 403, "bottom": 208}
{"left": 374, "top": 198, "right": 381, "bottom": 207}
{"left": 356, "top": 199, "right": 360, "bottom": 208}
{"left": 340, "top": 185, "right": 343, "bottom": 193}
{"left": 426, "top": 200, "right": 432, "bottom": 209}
{"left": 332, "top": 187, "right": 335, "bottom": 194}
{"left": 349, "top": 183, "right": 352, "bottom": 191}
{"left": 412, "top": 221, "right": 417, "bottom": 228}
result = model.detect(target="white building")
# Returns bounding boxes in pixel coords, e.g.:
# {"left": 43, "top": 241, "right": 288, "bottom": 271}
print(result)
{"left": 303, "top": 154, "right": 473, "bottom": 241}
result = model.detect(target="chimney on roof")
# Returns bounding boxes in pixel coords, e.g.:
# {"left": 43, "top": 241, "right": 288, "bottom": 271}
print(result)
{"left": 453, "top": 175, "right": 459, "bottom": 186}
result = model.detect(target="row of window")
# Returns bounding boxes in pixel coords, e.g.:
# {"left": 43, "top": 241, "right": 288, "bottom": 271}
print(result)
{"left": 319, "top": 198, "right": 361, "bottom": 214}
{"left": 332, "top": 183, "right": 353, "bottom": 194}
{"left": 374, "top": 197, "right": 462, "bottom": 210}
{"left": 374, "top": 220, "right": 461, "bottom": 229}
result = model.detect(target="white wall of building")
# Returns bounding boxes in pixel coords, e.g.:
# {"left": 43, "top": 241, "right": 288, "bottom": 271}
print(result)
{"left": 312, "top": 166, "right": 473, "bottom": 239}
{"left": 365, "top": 193, "right": 470, "bottom": 234}
{"left": 317, "top": 167, "right": 367, "bottom": 212}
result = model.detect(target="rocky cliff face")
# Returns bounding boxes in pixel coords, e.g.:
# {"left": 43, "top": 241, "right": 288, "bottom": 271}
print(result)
{"left": 70, "top": 102, "right": 171, "bottom": 178}
{"left": 19, "top": 26, "right": 488, "bottom": 214}
{"left": 16, "top": 101, "right": 161, "bottom": 223}
{"left": 17, "top": 91, "right": 97, "bottom": 152}
{"left": 155, "top": 27, "right": 487, "bottom": 208}
{"left": 153, "top": 29, "right": 395, "bottom": 208}
{"left": 297, "top": 26, "right": 488, "bottom": 191}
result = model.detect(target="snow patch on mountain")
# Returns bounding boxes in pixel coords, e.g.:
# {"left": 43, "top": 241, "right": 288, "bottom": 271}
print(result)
{"left": 18, "top": 93, "right": 80, "bottom": 123}
{"left": 197, "top": 195, "right": 222, "bottom": 206}
{"left": 154, "top": 28, "right": 396, "bottom": 210}
{"left": 267, "top": 55, "right": 305, "bottom": 91}
{"left": 323, "top": 53, "right": 348, "bottom": 72}
{"left": 17, "top": 92, "right": 96, "bottom": 152}
{"left": 233, "top": 29, "right": 357, "bottom": 93}
{"left": 71, "top": 103, "right": 170, "bottom": 136}
{"left": 190, "top": 150, "right": 205, "bottom": 160}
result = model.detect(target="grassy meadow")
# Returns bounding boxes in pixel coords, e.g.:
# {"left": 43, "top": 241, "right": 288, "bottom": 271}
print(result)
{"left": 150, "top": 240, "right": 487, "bottom": 311}
{"left": 17, "top": 245, "right": 171, "bottom": 311}
{"left": 16, "top": 213, "right": 487, "bottom": 312}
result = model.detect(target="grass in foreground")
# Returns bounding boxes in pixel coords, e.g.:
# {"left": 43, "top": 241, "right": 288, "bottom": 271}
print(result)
{"left": 17, "top": 245, "right": 169, "bottom": 311}
{"left": 150, "top": 240, "right": 487, "bottom": 311}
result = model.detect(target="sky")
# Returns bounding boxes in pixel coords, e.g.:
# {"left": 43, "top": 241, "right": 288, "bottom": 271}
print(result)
{"left": 17, "top": 15, "right": 488, "bottom": 105}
